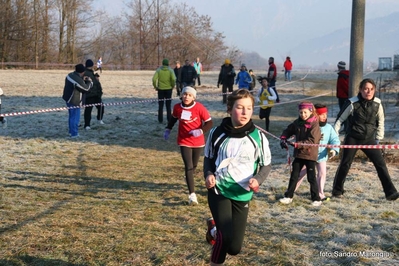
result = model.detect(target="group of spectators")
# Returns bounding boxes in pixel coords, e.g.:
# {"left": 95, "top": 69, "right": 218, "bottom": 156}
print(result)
{"left": 62, "top": 59, "right": 105, "bottom": 138}
{"left": 153, "top": 58, "right": 203, "bottom": 123}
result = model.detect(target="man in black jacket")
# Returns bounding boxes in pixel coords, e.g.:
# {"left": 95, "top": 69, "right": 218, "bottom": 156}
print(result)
{"left": 62, "top": 63, "right": 93, "bottom": 138}
{"left": 217, "top": 59, "right": 235, "bottom": 104}
{"left": 83, "top": 59, "right": 104, "bottom": 130}
{"left": 174, "top": 60, "right": 183, "bottom": 96}
{"left": 181, "top": 59, "right": 197, "bottom": 87}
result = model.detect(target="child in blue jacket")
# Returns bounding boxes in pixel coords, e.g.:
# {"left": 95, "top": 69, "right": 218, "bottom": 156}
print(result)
{"left": 235, "top": 64, "right": 252, "bottom": 90}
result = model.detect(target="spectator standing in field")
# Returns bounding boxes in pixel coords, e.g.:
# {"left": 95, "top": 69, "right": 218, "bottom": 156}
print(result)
{"left": 203, "top": 89, "right": 272, "bottom": 264}
{"left": 336, "top": 61, "right": 350, "bottom": 133}
{"left": 174, "top": 61, "right": 183, "bottom": 96}
{"left": 97, "top": 57, "right": 103, "bottom": 73}
{"left": 283, "top": 56, "right": 293, "bottom": 81}
{"left": 295, "top": 104, "right": 340, "bottom": 201}
{"left": 235, "top": 63, "right": 252, "bottom": 90}
{"left": 267, "top": 57, "right": 280, "bottom": 103}
{"left": 152, "top": 58, "right": 176, "bottom": 123}
{"left": 0, "top": 88, "right": 7, "bottom": 128}
{"left": 255, "top": 76, "right": 277, "bottom": 132}
{"left": 84, "top": 59, "right": 105, "bottom": 130}
{"left": 62, "top": 64, "right": 93, "bottom": 138}
{"left": 164, "top": 86, "right": 213, "bottom": 205}
{"left": 193, "top": 57, "right": 203, "bottom": 86}
{"left": 332, "top": 78, "right": 399, "bottom": 201}
{"left": 217, "top": 59, "right": 236, "bottom": 104}
{"left": 279, "top": 102, "right": 322, "bottom": 206}
{"left": 94, "top": 73, "right": 105, "bottom": 121}
{"left": 248, "top": 69, "right": 256, "bottom": 91}
{"left": 181, "top": 59, "right": 197, "bottom": 87}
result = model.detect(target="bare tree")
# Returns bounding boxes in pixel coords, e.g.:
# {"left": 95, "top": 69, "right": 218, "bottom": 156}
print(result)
{"left": 55, "top": 0, "right": 96, "bottom": 63}
{"left": 0, "top": 0, "right": 232, "bottom": 69}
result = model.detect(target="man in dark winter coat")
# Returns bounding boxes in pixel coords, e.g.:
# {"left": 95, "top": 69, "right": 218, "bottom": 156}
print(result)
{"left": 83, "top": 59, "right": 104, "bottom": 130}
{"left": 181, "top": 59, "right": 197, "bottom": 87}
{"left": 174, "top": 60, "right": 183, "bottom": 96}
{"left": 217, "top": 59, "right": 235, "bottom": 104}
{"left": 62, "top": 63, "right": 93, "bottom": 137}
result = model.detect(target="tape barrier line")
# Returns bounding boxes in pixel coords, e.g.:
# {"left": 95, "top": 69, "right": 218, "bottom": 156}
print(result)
{"left": 1, "top": 99, "right": 157, "bottom": 117}
{"left": 254, "top": 92, "right": 331, "bottom": 109}
{"left": 1, "top": 88, "right": 331, "bottom": 118}
{"left": 254, "top": 125, "right": 399, "bottom": 150}
{"left": 1, "top": 70, "right": 313, "bottom": 118}
{"left": 295, "top": 143, "right": 399, "bottom": 150}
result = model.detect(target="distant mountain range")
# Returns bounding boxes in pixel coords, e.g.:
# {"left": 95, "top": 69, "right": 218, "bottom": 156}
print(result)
{"left": 290, "top": 11, "right": 399, "bottom": 68}
{"left": 243, "top": 12, "right": 399, "bottom": 70}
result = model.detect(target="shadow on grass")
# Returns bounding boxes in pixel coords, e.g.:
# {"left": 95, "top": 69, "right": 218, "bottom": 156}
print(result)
{"left": 3, "top": 170, "right": 186, "bottom": 196}
{"left": 1, "top": 168, "right": 187, "bottom": 235}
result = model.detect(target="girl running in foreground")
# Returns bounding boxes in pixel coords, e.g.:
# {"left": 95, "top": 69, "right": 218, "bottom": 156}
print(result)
{"left": 203, "top": 89, "right": 272, "bottom": 265}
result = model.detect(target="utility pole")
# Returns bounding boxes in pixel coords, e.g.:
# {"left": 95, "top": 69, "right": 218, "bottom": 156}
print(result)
{"left": 349, "top": 0, "right": 366, "bottom": 97}
{"left": 139, "top": 0, "right": 142, "bottom": 70}
{"left": 157, "top": 0, "right": 160, "bottom": 66}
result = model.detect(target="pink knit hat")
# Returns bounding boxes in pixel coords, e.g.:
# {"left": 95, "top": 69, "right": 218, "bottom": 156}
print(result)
{"left": 298, "top": 103, "right": 314, "bottom": 111}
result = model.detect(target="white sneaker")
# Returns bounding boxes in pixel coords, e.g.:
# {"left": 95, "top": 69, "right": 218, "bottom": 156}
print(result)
{"left": 188, "top": 193, "right": 198, "bottom": 205}
{"left": 98, "top": 120, "right": 105, "bottom": 125}
{"left": 279, "top": 197, "right": 293, "bottom": 204}
{"left": 1, "top": 117, "right": 7, "bottom": 128}
{"left": 311, "top": 201, "right": 322, "bottom": 207}
{"left": 84, "top": 126, "right": 91, "bottom": 130}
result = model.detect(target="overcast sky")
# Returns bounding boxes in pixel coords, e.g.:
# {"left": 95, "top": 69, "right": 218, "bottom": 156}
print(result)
{"left": 97, "top": 0, "right": 399, "bottom": 64}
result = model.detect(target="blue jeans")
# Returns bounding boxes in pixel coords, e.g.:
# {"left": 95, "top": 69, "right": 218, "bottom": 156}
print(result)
{"left": 67, "top": 103, "right": 81, "bottom": 136}
{"left": 285, "top": 70, "right": 291, "bottom": 81}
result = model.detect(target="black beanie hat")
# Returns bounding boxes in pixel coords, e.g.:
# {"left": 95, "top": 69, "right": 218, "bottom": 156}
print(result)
{"left": 85, "top": 59, "right": 94, "bottom": 68}
{"left": 75, "top": 64, "right": 85, "bottom": 73}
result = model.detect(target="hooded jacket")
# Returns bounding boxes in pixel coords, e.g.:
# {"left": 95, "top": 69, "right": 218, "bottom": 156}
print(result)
{"left": 62, "top": 71, "right": 93, "bottom": 106}
{"left": 235, "top": 70, "right": 252, "bottom": 89}
{"left": 152, "top": 65, "right": 176, "bottom": 90}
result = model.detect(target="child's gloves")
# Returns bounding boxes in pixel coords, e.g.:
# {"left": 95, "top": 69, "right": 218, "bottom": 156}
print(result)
{"left": 280, "top": 138, "right": 288, "bottom": 149}
{"left": 163, "top": 129, "right": 171, "bottom": 140}
{"left": 328, "top": 150, "right": 337, "bottom": 159}
{"left": 189, "top": 129, "right": 203, "bottom": 137}
{"left": 280, "top": 137, "right": 295, "bottom": 149}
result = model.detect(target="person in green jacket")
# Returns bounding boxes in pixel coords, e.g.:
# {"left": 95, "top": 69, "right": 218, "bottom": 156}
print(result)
{"left": 152, "top": 58, "right": 176, "bottom": 123}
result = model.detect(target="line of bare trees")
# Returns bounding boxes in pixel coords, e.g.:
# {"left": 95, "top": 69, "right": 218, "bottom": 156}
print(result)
{"left": 0, "top": 0, "right": 242, "bottom": 70}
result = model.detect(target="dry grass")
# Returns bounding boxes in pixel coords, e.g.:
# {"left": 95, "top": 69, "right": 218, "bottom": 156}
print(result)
{"left": 0, "top": 69, "right": 399, "bottom": 265}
